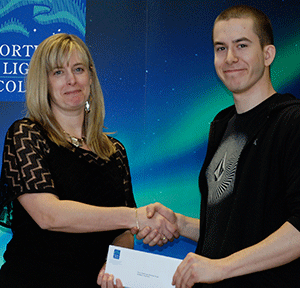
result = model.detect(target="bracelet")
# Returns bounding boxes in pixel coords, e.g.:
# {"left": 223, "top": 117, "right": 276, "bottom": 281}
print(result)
{"left": 135, "top": 208, "right": 140, "bottom": 230}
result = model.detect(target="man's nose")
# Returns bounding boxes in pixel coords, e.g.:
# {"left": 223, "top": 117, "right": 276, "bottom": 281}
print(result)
{"left": 225, "top": 49, "right": 238, "bottom": 64}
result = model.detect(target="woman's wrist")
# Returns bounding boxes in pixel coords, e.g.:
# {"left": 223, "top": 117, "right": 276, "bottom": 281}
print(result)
{"left": 127, "top": 207, "right": 139, "bottom": 230}
{"left": 135, "top": 208, "right": 140, "bottom": 230}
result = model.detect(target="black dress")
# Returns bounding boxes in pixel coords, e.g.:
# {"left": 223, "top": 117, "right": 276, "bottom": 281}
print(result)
{"left": 0, "top": 118, "right": 136, "bottom": 288}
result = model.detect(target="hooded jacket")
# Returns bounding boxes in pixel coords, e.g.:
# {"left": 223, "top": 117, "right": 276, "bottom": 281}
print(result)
{"left": 195, "top": 93, "right": 300, "bottom": 287}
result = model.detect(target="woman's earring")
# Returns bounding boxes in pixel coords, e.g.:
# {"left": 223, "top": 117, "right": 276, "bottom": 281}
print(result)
{"left": 85, "top": 100, "right": 90, "bottom": 113}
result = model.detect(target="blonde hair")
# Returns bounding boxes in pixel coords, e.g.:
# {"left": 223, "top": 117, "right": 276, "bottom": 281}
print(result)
{"left": 26, "top": 33, "right": 116, "bottom": 160}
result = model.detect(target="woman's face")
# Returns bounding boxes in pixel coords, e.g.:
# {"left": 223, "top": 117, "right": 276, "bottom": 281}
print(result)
{"left": 48, "top": 50, "right": 92, "bottom": 115}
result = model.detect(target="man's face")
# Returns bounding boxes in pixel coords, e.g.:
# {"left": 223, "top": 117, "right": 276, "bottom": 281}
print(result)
{"left": 213, "top": 17, "right": 268, "bottom": 96}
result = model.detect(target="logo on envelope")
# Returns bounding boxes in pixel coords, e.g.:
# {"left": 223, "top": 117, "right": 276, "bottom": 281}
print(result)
{"left": 113, "top": 249, "right": 121, "bottom": 260}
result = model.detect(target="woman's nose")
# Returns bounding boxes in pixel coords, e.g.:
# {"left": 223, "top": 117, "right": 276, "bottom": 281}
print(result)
{"left": 67, "top": 72, "right": 76, "bottom": 85}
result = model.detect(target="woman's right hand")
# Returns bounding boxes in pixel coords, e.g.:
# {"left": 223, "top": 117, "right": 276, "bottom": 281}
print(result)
{"left": 134, "top": 203, "right": 180, "bottom": 246}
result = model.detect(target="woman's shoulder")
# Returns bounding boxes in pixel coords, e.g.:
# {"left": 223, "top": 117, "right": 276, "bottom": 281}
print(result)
{"left": 8, "top": 118, "right": 43, "bottom": 134}
{"left": 108, "top": 136, "right": 124, "bottom": 148}
{"left": 6, "top": 118, "right": 49, "bottom": 148}
{"left": 108, "top": 136, "right": 127, "bottom": 156}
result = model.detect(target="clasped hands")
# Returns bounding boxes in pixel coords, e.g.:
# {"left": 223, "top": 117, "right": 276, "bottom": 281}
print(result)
{"left": 132, "top": 202, "right": 180, "bottom": 246}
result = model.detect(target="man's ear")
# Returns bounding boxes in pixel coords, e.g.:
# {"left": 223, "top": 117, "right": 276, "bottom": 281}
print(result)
{"left": 264, "top": 44, "right": 276, "bottom": 67}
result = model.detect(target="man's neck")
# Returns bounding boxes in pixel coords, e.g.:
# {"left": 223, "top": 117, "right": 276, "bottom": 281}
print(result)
{"left": 233, "top": 82, "right": 276, "bottom": 114}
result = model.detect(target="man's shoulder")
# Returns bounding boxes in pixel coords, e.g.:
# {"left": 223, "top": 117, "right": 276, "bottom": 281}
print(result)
{"left": 269, "top": 93, "right": 300, "bottom": 119}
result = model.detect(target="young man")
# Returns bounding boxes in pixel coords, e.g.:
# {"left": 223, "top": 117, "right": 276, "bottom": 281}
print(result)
{"left": 137, "top": 5, "right": 300, "bottom": 287}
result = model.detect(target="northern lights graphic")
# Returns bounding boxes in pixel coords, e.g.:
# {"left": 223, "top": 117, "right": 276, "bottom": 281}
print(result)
{"left": 86, "top": 0, "right": 300, "bottom": 258}
{"left": 1, "top": 0, "right": 300, "bottom": 266}
{"left": 0, "top": 0, "right": 86, "bottom": 38}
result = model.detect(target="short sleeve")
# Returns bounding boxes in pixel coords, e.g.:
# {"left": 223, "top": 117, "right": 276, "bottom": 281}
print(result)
{"left": 111, "top": 138, "right": 136, "bottom": 208}
{"left": 0, "top": 119, "right": 56, "bottom": 228}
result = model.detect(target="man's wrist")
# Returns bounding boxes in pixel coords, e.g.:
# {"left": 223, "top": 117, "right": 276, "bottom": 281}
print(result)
{"left": 175, "top": 213, "right": 183, "bottom": 236}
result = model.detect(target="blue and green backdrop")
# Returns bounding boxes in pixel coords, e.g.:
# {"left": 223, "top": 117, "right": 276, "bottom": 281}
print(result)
{"left": 1, "top": 0, "right": 299, "bottom": 267}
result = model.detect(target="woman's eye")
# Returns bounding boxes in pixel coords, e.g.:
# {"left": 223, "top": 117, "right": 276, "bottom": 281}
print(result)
{"left": 53, "top": 70, "right": 62, "bottom": 75}
{"left": 75, "top": 67, "right": 84, "bottom": 73}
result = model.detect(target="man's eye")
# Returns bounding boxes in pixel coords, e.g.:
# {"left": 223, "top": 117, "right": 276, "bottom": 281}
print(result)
{"left": 238, "top": 44, "right": 247, "bottom": 48}
{"left": 216, "top": 47, "right": 226, "bottom": 52}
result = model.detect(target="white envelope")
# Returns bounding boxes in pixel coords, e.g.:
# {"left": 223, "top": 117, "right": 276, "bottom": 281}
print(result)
{"left": 105, "top": 245, "right": 182, "bottom": 288}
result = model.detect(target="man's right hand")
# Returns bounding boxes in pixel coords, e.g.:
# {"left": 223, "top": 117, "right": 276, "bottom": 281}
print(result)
{"left": 131, "top": 203, "right": 180, "bottom": 246}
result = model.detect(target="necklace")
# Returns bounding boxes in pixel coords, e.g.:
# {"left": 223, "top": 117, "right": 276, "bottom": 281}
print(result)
{"left": 63, "top": 131, "right": 85, "bottom": 148}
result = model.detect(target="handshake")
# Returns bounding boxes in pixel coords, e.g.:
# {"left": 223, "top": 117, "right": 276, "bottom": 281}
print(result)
{"left": 98, "top": 203, "right": 200, "bottom": 287}
{"left": 131, "top": 202, "right": 181, "bottom": 246}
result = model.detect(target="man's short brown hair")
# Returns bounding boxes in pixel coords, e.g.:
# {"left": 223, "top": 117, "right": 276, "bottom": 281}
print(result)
{"left": 213, "top": 5, "right": 274, "bottom": 47}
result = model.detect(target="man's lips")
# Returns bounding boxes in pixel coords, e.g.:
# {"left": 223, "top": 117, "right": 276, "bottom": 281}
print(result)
{"left": 224, "top": 68, "right": 246, "bottom": 74}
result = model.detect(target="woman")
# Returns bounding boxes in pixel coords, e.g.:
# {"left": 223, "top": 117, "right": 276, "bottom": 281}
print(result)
{"left": 0, "top": 33, "right": 177, "bottom": 288}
